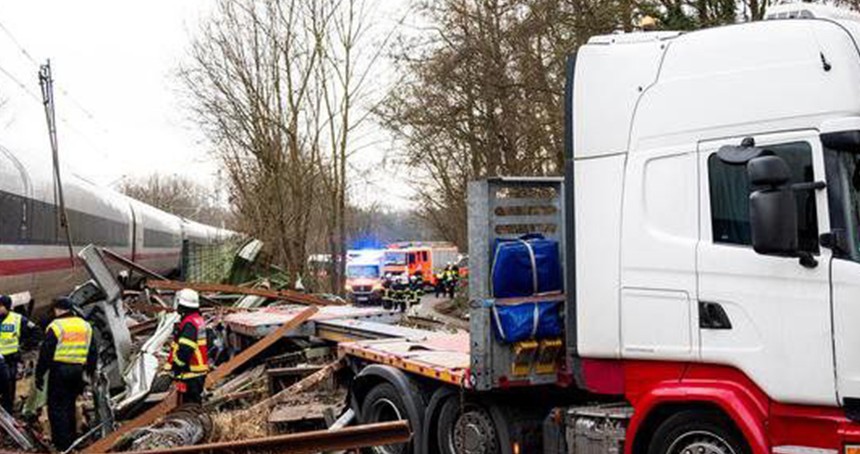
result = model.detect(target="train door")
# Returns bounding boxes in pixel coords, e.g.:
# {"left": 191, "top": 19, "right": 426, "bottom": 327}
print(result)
{"left": 129, "top": 203, "right": 139, "bottom": 262}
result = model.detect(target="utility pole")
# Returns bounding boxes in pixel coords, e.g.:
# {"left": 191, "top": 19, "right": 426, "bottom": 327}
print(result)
{"left": 39, "top": 60, "right": 75, "bottom": 266}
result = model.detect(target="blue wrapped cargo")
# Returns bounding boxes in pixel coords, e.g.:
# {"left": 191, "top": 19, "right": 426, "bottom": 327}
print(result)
{"left": 490, "top": 299, "right": 564, "bottom": 343}
{"left": 491, "top": 234, "right": 562, "bottom": 298}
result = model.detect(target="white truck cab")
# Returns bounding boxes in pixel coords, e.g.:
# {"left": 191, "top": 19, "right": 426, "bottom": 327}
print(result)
{"left": 573, "top": 7, "right": 860, "bottom": 405}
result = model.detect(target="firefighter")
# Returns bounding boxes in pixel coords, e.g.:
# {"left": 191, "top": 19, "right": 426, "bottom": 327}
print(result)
{"left": 433, "top": 271, "right": 445, "bottom": 298}
{"left": 409, "top": 274, "right": 424, "bottom": 308}
{"left": 0, "top": 294, "right": 36, "bottom": 414}
{"left": 444, "top": 263, "right": 459, "bottom": 299}
{"left": 165, "top": 289, "right": 209, "bottom": 405}
{"left": 390, "top": 276, "right": 409, "bottom": 312}
{"left": 34, "top": 297, "right": 97, "bottom": 452}
{"left": 381, "top": 274, "right": 395, "bottom": 310}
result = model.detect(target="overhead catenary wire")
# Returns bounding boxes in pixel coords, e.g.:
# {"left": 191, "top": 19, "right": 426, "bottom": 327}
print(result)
{"left": 0, "top": 17, "right": 110, "bottom": 133}
{"left": 0, "top": 60, "right": 112, "bottom": 162}
{"left": 0, "top": 62, "right": 41, "bottom": 102}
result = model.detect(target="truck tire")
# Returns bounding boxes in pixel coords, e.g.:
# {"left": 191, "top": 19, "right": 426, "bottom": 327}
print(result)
{"left": 436, "top": 397, "right": 500, "bottom": 454}
{"left": 361, "top": 382, "right": 415, "bottom": 454}
{"left": 647, "top": 409, "right": 749, "bottom": 454}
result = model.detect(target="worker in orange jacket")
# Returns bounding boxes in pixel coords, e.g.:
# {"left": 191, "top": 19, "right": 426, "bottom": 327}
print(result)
{"left": 164, "top": 289, "right": 209, "bottom": 404}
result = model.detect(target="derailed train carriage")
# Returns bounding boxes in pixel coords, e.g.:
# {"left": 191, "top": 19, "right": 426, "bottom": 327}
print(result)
{"left": 0, "top": 144, "right": 234, "bottom": 308}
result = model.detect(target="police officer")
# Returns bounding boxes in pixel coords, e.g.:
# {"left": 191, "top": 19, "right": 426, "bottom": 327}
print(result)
{"left": 34, "top": 297, "right": 97, "bottom": 452}
{"left": 165, "top": 289, "right": 209, "bottom": 404}
{"left": 0, "top": 294, "right": 36, "bottom": 413}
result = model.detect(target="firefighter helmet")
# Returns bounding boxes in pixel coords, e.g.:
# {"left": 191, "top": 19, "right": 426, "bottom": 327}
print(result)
{"left": 176, "top": 288, "right": 200, "bottom": 310}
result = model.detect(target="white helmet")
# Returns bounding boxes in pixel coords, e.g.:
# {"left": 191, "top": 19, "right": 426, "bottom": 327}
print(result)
{"left": 175, "top": 288, "right": 200, "bottom": 310}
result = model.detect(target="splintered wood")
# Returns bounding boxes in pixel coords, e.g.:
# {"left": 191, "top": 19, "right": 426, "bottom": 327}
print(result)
{"left": 146, "top": 280, "right": 341, "bottom": 306}
{"left": 211, "top": 359, "right": 344, "bottom": 442}
{"left": 205, "top": 306, "right": 318, "bottom": 389}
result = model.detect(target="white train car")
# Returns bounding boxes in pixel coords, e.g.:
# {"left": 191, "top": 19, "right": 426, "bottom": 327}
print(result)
{"left": 127, "top": 198, "right": 184, "bottom": 273}
{"left": 0, "top": 144, "right": 235, "bottom": 308}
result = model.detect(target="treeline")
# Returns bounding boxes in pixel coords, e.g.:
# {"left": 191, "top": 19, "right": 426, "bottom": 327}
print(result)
{"left": 379, "top": 0, "right": 807, "bottom": 248}
{"left": 177, "top": 0, "right": 856, "bottom": 291}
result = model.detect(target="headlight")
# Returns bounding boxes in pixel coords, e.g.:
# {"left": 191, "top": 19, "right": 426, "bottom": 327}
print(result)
{"left": 344, "top": 284, "right": 353, "bottom": 292}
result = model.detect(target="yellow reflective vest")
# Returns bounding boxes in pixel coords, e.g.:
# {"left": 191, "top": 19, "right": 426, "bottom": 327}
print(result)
{"left": 0, "top": 312, "right": 22, "bottom": 356}
{"left": 47, "top": 317, "right": 93, "bottom": 365}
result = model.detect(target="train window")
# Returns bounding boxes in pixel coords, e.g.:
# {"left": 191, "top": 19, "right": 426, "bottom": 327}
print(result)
{"left": 26, "top": 197, "right": 58, "bottom": 245}
{"left": 144, "top": 229, "right": 179, "bottom": 248}
{"left": 67, "top": 209, "right": 129, "bottom": 247}
{"left": 0, "top": 191, "right": 25, "bottom": 243}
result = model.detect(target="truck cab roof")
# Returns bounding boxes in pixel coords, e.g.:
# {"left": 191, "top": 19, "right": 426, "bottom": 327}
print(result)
{"left": 575, "top": 16, "right": 860, "bottom": 159}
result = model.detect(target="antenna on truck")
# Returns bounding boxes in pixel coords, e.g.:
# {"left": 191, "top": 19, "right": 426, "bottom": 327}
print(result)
{"left": 39, "top": 60, "right": 75, "bottom": 267}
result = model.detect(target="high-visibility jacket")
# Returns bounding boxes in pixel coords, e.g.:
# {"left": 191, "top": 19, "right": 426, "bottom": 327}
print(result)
{"left": 47, "top": 317, "right": 93, "bottom": 365}
{"left": 167, "top": 312, "right": 209, "bottom": 379}
{"left": 0, "top": 312, "right": 22, "bottom": 356}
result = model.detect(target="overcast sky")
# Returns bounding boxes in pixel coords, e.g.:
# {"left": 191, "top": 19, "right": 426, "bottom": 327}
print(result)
{"left": 0, "top": 0, "right": 415, "bottom": 209}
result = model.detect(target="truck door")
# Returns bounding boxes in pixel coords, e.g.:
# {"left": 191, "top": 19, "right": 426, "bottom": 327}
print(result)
{"left": 697, "top": 132, "right": 836, "bottom": 405}
{"left": 823, "top": 133, "right": 860, "bottom": 407}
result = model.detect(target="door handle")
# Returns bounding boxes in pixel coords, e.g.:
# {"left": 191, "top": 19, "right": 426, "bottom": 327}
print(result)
{"left": 699, "top": 301, "right": 732, "bottom": 330}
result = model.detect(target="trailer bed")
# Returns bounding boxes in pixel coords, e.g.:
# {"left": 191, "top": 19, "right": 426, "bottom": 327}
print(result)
{"left": 339, "top": 332, "right": 471, "bottom": 387}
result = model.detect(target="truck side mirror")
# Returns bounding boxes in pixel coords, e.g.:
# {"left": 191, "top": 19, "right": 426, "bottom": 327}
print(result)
{"left": 748, "top": 155, "right": 799, "bottom": 256}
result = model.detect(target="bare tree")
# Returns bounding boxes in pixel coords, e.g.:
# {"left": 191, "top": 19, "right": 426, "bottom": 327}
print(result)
{"left": 380, "top": 0, "right": 611, "bottom": 247}
{"left": 181, "top": 0, "right": 386, "bottom": 292}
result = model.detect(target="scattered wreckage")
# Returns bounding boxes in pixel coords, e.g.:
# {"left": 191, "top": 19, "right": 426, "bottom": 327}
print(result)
{"left": 1, "top": 239, "right": 461, "bottom": 453}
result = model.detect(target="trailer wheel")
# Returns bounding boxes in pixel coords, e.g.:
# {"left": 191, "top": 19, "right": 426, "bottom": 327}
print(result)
{"left": 361, "top": 383, "right": 413, "bottom": 454}
{"left": 436, "top": 398, "right": 499, "bottom": 454}
{"left": 647, "top": 409, "right": 749, "bottom": 454}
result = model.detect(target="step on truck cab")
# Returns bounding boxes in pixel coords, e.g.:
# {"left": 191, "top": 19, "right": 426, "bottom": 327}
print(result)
{"left": 345, "top": 5, "right": 860, "bottom": 454}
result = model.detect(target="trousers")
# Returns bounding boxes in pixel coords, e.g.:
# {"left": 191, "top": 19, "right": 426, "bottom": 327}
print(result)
{"left": 47, "top": 363, "right": 85, "bottom": 451}
{"left": 178, "top": 376, "right": 205, "bottom": 405}
{"left": 0, "top": 358, "right": 11, "bottom": 414}
{"left": 0, "top": 358, "right": 18, "bottom": 414}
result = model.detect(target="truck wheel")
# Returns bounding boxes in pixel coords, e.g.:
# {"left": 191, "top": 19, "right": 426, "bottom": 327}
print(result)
{"left": 647, "top": 409, "right": 749, "bottom": 454}
{"left": 361, "top": 383, "right": 414, "bottom": 454}
{"left": 436, "top": 398, "right": 499, "bottom": 454}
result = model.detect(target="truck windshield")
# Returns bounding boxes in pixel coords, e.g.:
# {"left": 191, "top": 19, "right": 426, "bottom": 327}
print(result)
{"left": 384, "top": 251, "right": 406, "bottom": 265}
{"left": 825, "top": 145, "right": 860, "bottom": 262}
{"left": 347, "top": 265, "right": 380, "bottom": 279}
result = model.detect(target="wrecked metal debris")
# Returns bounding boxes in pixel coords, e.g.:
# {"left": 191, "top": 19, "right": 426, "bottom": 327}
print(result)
{"left": 124, "top": 421, "right": 411, "bottom": 454}
{"left": 0, "top": 403, "right": 36, "bottom": 451}
{"left": 205, "top": 306, "right": 318, "bottom": 389}
{"left": 251, "top": 359, "right": 344, "bottom": 413}
{"left": 120, "top": 405, "right": 213, "bottom": 452}
{"left": 84, "top": 390, "right": 179, "bottom": 454}
{"left": 146, "top": 280, "right": 341, "bottom": 307}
